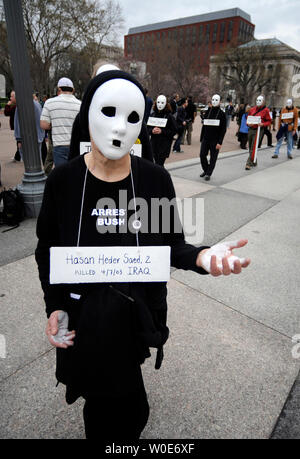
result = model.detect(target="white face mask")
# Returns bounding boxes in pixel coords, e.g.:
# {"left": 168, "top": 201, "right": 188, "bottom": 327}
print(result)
{"left": 212, "top": 94, "right": 220, "bottom": 107}
{"left": 156, "top": 95, "right": 167, "bottom": 111}
{"left": 256, "top": 96, "right": 264, "bottom": 107}
{"left": 88, "top": 79, "right": 145, "bottom": 160}
{"left": 286, "top": 99, "right": 293, "bottom": 108}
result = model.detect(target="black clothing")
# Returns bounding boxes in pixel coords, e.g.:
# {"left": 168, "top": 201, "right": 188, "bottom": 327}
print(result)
{"left": 185, "top": 101, "right": 197, "bottom": 122}
{"left": 225, "top": 104, "right": 234, "bottom": 116}
{"left": 258, "top": 127, "right": 272, "bottom": 147}
{"left": 170, "top": 99, "right": 177, "bottom": 115}
{"left": 4, "top": 103, "right": 16, "bottom": 130}
{"left": 148, "top": 109, "right": 177, "bottom": 166}
{"left": 200, "top": 139, "right": 219, "bottom": 176}
{"left": 35, "top": 154, "right": 209, "bottom": 404}
{"left": 144, "top": 96, "right": 153, "bottom": 123}
{"left": 176, "top": 106, "right": 186, "bottom": 129}
{"left": 83, "top": 366, "right": 149, "bottom": 439}
{"left": 199, "top": 107, "right": 226, "bottom": 177}
{"left": 200, "top": 107, "right": 226, "bottom": 145}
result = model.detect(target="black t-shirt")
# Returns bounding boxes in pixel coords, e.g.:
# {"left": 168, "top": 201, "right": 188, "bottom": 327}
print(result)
{"left": 79, "top": 170, "right": 134, "bottom": 247}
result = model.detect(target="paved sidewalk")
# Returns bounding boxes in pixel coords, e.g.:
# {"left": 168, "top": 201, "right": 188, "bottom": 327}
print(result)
{"left": 0, "top": 128, "right": 300, "bottom": 438}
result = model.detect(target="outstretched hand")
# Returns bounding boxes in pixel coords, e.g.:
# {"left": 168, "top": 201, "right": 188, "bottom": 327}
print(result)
{"left": 196, "top": 239, "right": 251, "bottom": 276}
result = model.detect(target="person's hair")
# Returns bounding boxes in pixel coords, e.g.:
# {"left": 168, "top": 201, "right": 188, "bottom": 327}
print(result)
{"left": 59, "top": 86, "right": 73, "bottom": 92}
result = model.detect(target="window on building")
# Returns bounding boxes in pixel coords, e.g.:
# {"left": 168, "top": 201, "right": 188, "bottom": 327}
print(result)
{"left": 199, "top": 25, "right": 203, "bottom": 44}
{"left": 205, "top": 24, "right": 210, "bottom": 44}
{"left": 179, "top": 27, "right": 184, "bottom": 43}
{"left": 192, "top": 26, "right": 196, "bottom": 45}
{"left": 219, "top": 22, "right": 225, "bottom": 42}
{"left": 227, "top": 21, "right": 233, "bottom": 41}
{"left": 212, "top": 23, "right": 218, "bottom": 43}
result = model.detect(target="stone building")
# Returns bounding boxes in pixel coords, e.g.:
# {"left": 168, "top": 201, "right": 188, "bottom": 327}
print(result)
{"left": 209, "top": 38, "right": 300, "bottom": 107}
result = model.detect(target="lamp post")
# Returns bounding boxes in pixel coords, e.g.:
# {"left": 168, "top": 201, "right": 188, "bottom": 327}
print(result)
{"left": 3, "top": 0, "right": 46, "bottom": 217}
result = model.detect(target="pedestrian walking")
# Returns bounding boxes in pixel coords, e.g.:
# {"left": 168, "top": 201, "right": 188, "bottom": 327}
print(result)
{"left": 172, "top": 99, "right": 187, "bottom": 153}
{"left": 225, "top": 101, "right": 234, "bottom": 129}
{"left": 238, "top": 105, "right": 250, "bottom": 149}
{"left": 40, "top": 77, "right": 81, "bottom": 167}
{"left": 199, "top": 94, "right": 226, "bottom": 181}
{"left": 245, "top": 95, "right": 271, "bottom": 170}
{"left": 182, "top": 96, "right": 197, "bottom": 145}
{"left": 4, "top": 90, "right": 20, "bottom": 162}
{"left": 272, "top": 98, "right": 298, "bottom": 160}
{"left": 147, "top": 95, "right": 177, "bottom": 167}
{"left": 14, "top": 95, "right": 45, "bottom": 163}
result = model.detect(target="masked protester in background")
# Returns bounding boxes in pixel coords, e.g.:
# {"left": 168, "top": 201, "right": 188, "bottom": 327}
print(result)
{"left": 148, "top": 95, "right": 177, "bottom": 167}
{"left": 272, "top": 98, "right": 298, "bottom": 160}
{"left": 245, "top": 95, "right": 271, "bottom": 170}
{"left": 199, "top": 94, "right": 226, "bottom": 181}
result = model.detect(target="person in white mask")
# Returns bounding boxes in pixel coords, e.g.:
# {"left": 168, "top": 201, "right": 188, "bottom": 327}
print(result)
{"left": 199, "top": 94, "right": 226, "bottom": 181}
{"left": 245, "top": 95, "right": 271, "bottom": 170}
{"left": 147, "top": 94, "right": 177, "bottom": 166}
{"left": 35, "top": 70, "right": 251, "bottom": 440}
{"left": 272, "top": 98, "right": 298, "bottom": 159}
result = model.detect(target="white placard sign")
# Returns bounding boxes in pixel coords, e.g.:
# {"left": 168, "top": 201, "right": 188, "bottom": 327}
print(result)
{"left": 204, "top": 119, "right": 220, "bottom": 126}
{"left": 130, "top": 144, "right": 142, "bottom": 157}
{"left": 80, "top": 142, "right": 92, "bottom": 155}
{"left": 247, "top": 116, "right": 261, "bottom": 125}
{"left": 50, "top": 246, "right": 171, "bottom": 284}
{"left": 281, "top": 112, "right": 294, "bottom": 120}
{"left": 80, "top": 142, "right": 142, "bottom": 157}
{"left": 147, "top": 117, "right": 168, "bottom": 128}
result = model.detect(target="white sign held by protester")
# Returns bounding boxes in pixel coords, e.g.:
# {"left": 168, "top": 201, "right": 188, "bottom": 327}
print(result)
{"left": 50, "top": 246, "right": 171, "bottom": 284}
{"left": 204, "top": 119, "right": 220, "bottom": 126}
{"left": 281, "top": 112, "right": 294, "bottom": 120}
{"left": 247, "top": 116, "right": 261, "bottom": 125}
{"left": 147, "top": 117, "right": 168, "bottom": 128}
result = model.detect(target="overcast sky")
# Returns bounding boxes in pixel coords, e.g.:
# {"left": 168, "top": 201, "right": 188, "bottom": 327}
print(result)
{"left": 118, "top": 0, "right": 300, "bottom": 51}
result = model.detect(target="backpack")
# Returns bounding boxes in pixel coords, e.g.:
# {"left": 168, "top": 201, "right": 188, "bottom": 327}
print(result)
{"left": 0, "top": 188, "right": 25, "bottom": 231}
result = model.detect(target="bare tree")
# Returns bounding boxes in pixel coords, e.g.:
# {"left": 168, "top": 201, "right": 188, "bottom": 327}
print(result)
{"left": 210, "top": 40, "right": 288, "bottom": 104}
{"left": 0, "top": 0, "right": 124, "bottom": 96}
{"left": 145, "top": 39, "right": 209, "bottom": 101}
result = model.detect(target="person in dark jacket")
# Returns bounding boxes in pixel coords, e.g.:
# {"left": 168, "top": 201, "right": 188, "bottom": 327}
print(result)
{"left": 147, "top": 95, "right": 177, "bottom": 166}
{"left": 35, "top": 70, "right": 250, "bottom": 440}
{"left": 200, "top": 94, "right": 226, "bottom": 181}
{"left": 172, "top": 98, "right": 187, "bottom": 153}
{"left": 4, "top": 90, "right": 20, "bottom": 162}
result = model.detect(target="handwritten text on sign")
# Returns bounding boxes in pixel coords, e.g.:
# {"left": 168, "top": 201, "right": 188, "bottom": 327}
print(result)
{"left": 247, "top": 116, "right": 261, "bottom": 125}
{"left": 147, "top": 117, "right": 168, "bottom": 128}
{"left": 281, "top": 112, "right": 294, "bottom": 120}
{"left": 204, "top": 119, "right": 220, "bottom": 126}
{"left": 50, "top": 246, "right": 171, "bottom": 284}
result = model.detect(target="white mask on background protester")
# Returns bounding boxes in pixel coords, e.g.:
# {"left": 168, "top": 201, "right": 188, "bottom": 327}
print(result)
{"left": 256, "top": 95, "right": 264, "bottom": 107}
{"left": 156, "top": 95, "right": 167, "bottom": 111}
{"left": 88, "top": 78, "right": 145, "bottom": 160}
{"left": 286, "top": 98, "right": 293, "bottom": 108}
{"left": 211, "top": 94, "right": 221, "bottom": 107}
